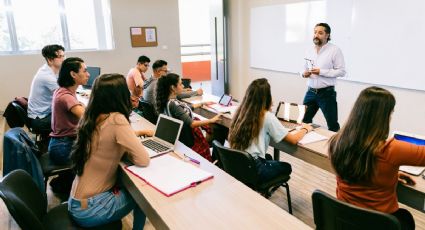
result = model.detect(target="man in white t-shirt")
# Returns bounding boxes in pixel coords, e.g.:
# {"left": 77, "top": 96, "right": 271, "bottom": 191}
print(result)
{"left": 28, "top": 44, "right": 65, "bottom": 135}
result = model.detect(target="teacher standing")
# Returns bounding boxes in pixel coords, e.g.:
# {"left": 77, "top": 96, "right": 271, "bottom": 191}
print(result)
{"left": 301, "top": 23, "right": 346, "bottom": 132}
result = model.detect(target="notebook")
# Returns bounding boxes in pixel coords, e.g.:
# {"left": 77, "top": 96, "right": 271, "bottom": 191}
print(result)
{"left": 394, "top": 131, "right": 425, "bottom": 175}
{"left": 275, "top": 102, "right": 306, "bottom": 130}
{"left": 207, "top": 94, "right": 234, "bottom": 113}
{"left": 141, "top": 114, "right": 183, "bottom": 158}
{"left": 126, "top": 154, "right": 214, "bottom": 196}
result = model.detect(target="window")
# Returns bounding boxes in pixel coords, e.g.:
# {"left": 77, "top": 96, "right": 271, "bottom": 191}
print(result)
{"left": 0, "top": 0, "right": 114, "bottom": 55}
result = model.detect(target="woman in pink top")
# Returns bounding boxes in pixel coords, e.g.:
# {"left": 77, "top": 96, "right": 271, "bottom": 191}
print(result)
{"left": 329, "top": 86, "right": 425, "bottom": 230}
{"left": 68, "top": 74, "right": 151, "bottom": 229}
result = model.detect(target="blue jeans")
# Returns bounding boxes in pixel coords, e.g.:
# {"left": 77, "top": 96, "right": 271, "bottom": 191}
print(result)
{"left": 48, "top": 136, "right": 75, "bottom": 165}
{"left": 302, "top": 86, "right": 340, "bottom": 132}
{"left": 255, "top": 157, "right": 292, "bottom": 183}
{"left": 68, "top": 187, "right": 146, "bottom": 229}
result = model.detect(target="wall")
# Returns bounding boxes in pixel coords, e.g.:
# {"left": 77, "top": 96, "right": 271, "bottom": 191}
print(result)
{"left": 0, "top": 0, "right": 181, "bottom": 111}
{"left": 228, "top": 0, "right": 425, "bottom": 135}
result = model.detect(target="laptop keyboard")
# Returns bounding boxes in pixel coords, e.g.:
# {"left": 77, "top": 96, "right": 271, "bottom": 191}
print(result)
{"left": 142, "top": 139, "right": 170, "bottom": 153}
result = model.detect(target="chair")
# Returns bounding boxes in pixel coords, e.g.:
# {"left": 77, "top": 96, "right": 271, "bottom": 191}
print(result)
{"left": 0, "top": 169, "right": 122, "bottom": 230}
{"left": 139, "top": 100, "right": 159, "bottom": 124}
{"left": 311, "top": 189, "right": 401, "bottom": 230}
{"left": 212, "top": 140, "right": 292, "bottom": 214}
{"left": 181, "top": 78, "right": 192, "bottom": 89}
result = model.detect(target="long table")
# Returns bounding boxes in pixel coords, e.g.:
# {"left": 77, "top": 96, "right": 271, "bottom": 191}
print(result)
{"left": 122, "top": 113, "right": 310, "bottom": 229}
{"left": 183, "top": 94, "right": 425, "bottom": 213}
{"left": 77, "top": 91, "right": 310, "bottom": 228}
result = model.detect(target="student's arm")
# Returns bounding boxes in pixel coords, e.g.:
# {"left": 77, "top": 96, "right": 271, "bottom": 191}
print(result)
{"left": 388, "top": 139, "right": 425, "bottom": 166}
{"left": 283, "top": 124, "right": 313, "bottom": 145}
{"left": 135, "top": 129, "right": 154, "bottom": 137}
{"left": 70, "top": 104, "right": 85, "bottom": 119}
{"left": 114, "top": 114, "right": 150, "bottom": 167}
{"left": 191, "top": 114, "right": 221, "bottom": 128}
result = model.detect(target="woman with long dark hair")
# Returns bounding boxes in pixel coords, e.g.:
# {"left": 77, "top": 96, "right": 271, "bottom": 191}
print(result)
{"left": 68, "top": 74, "right": 150, "bottom": 229}
{"left": 156, "top": 73, "right": 221, "bottom": 161}
{"left": 329, "top": 86, "right": 425, "bottom": 230}
{"left": 228, "top": 78, "right": 312, "bottom": 182}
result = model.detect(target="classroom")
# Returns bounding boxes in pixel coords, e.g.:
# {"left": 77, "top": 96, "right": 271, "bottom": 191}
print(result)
{"left": 1, "top": 0, "right": 425, "bottom": 229}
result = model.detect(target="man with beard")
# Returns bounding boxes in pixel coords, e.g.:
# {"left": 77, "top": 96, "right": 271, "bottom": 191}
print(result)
{"left": 301, "top": 23, "right": 345, "bottom": 132}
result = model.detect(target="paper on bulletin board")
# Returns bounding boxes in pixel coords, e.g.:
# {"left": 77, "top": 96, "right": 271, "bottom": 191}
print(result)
{"left": 131, "top": 27, "right": 142, "bottom": 35}
{"left": 145, "top": 28, "right": 156, "bottom": 42}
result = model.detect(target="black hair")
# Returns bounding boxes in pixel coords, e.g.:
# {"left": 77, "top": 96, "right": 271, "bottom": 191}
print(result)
{"left": 315, "top": 22, "right": 331, "bottom": 41}
{"left": 71, "top": 74, "right": 132, "bottom": 176}
{"left": 152, "top": 60, "right": 168, "bottom": 71}
{"left": 137, "top": 55, "right": 151, "bottom": 64}
{"left": 155, "top": 73, "right": 180, "bottom": 114}
{"left": 42, "top": 44, "right": 65, "bottom": 61}
{"left": 58, "top": 57, "right": 84, "bottom": 87}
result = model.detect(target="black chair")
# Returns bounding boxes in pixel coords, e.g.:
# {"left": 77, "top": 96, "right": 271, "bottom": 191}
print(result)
{"left": 139, "top": 100, "right": 159, "bottom": 124}
{"left": 0, "top": 169, "right": 121, "bottom": 230}
{"left": 212, "top": 140, "right": 292, "bottom": 214}
{"left": 312, "top": 189, "right": 401, "bottom": 230}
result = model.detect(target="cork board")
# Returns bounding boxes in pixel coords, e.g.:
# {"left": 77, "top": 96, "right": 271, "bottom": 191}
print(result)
{"left": 130, "top": 27, "right": 158, "bottom": 47}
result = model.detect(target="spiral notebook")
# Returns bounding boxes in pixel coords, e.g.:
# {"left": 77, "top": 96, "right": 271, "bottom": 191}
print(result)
{"left": 126, "top": 154, "right": 213, "bottom": 196}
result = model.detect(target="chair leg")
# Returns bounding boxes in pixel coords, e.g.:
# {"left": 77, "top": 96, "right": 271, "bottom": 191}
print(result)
{"left": 283, "top": 182, "right": 292, "bottom": 214}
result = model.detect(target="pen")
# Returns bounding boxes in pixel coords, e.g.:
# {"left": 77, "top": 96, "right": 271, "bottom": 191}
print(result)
{"left": 184, "top": 154, "right": 200, "bottom": 165}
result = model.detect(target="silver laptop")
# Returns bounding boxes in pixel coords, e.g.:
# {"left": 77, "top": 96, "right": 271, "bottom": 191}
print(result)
{"left": 275, "top": 102, "right": 306, "bottom": 130}
{"left": 141, "top": 114, "right": 183, "bottom": 158}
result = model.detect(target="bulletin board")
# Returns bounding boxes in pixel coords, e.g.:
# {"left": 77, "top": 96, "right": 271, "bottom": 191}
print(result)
{"left": 130, "top": 27, "right": 158, "bottom": 47}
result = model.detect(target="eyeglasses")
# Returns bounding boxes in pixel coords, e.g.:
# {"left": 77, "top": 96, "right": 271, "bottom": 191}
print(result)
{"left": 144, "top": 63, "right": 150, "bottom": 67}
{"left": 56, "top": 54, "right": 66, "bottom": 59}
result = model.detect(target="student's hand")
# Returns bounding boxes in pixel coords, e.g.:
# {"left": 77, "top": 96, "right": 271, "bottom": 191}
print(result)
{"left": 303, "top": 70, "right": 312, "bottom": 78}
{"left": 136, "top": 129, "right": 154, "bottom": 137}
{"left": 310, "top": 68, "right": 320, "bottom": 75}
{"left": 210, "top": 114, "right": 222, "bottom": 123}
{"left": 196, "top": 88, "right": 204, "bottom": 96}
{"left": 398, "top": 171, "right": 416, "bottom": 186}
{"left": 301, "top": 123, "right": 314, "bottom": 132}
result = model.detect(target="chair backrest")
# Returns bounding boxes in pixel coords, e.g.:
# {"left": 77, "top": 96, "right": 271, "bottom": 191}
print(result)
{"left": 3, "top": 128, "right": 45, "bottom": 192}
{"left": 139, "top": 100, "right": 159, "bottom": 124}
{"left": 3, "top": 100, "right": 29, "bottom": 128}
{"left": 312, "top": 189, "right": 401, "bottom": 230}
{"left": 212, "top": 140, "right": 259, "bottom": 187}
{"left": 0, "top": 169, "right": 47, "bottom": 230}
{"left": 181, "top": 78, "right": 192, "bottom": 89}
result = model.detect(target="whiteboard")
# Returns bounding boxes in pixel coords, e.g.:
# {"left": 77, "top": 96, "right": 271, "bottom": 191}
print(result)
{"left": 250, "top": 0, "right": 425, "bottom": 91}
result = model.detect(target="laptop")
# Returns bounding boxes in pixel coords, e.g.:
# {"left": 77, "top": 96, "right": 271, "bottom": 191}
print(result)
{"left": 275, "top": 102, "right": 306, "bottom": 130}
{"left": 393, "top": 131, "right": 425, "bottom": 175}
{"left": 207, "top": 94, "right": 234, "bottom": 113}
{"left": 83, "top": 66, "right": 101, "bottom": 89}
{"left": 141, "top": 114, "right": 183, "bottom": 158}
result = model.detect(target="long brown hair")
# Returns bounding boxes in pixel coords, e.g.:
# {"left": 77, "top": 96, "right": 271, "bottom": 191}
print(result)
{"left": 229, "top": 78, "right": 272, "bottom": 151}
{"left": 329, "top": 86, "right": 395, "bottom": 183}
{"left": 71, "top": 74, "right": 132, "bottom": 176}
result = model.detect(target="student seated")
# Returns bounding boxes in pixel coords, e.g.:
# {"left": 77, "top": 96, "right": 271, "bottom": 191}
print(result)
{"left": 228, "top": 78, "right": 312, "bottom": 182}
{"left": 143, "top": 60, "right": 203, "bottom": 106}
{"left": 126, "top": 55, "right": 150, "bottom": 108}
{"left": 68, "top": 74, "right": 151, "bottom": 229}
{"left": 49, "top": 57, "right": 88, "bottom": 165}
{"left": 155, "top": 73, "right": 221, "bottom": 161}
{"left": 329, "top": 86, "right": 425, "bottom": 230}
{"left": 28, "top": 44, "right": 65, "bottom": 135}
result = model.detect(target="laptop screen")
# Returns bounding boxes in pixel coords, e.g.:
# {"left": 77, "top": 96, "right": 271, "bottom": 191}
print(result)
{"left": 394, "top": 133, "right": 425, "bottom": 145}
{"left": 84, "top": 66, "right": 101, "bottom": 89}
{"left": 276, "top": 102, "right": 305, "bottom": 124}
{"left": 155, "top": 115, "right": 182, "bottom": 145}
{"left": 219, "top": 94, "right": 232, "bottom": 106}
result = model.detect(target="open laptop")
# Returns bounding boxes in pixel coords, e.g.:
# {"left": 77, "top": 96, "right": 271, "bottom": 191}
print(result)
{"left": 207, "top": 94, "right": 234, "bottom": 113}
{"left": 275, "top": 102, "right": 306, "bottom": 130}
{"left": 141, "top": 114, "right": 183, "bottom": 158}
{"left": 394, "top": 131, "right": 425, "bottom": 175}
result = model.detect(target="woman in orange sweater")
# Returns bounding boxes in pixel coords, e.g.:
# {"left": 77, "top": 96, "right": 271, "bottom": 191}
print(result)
{"left": 329, "top": 86, "right": 425, "bottom": 230}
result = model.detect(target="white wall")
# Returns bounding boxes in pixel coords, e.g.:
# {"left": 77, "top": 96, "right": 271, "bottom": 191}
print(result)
{"left": 228, "top": 0, "right": 425, "bottom": 135}
{"left": 0, "top": 0, "right": 181, "bottom": 111}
